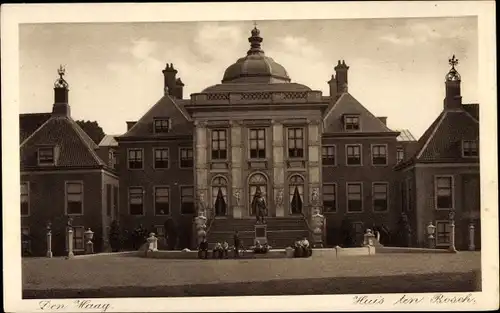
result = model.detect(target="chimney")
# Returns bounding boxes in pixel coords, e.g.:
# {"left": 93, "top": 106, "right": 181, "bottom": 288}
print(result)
{"left": 444, "top": 55, "right": 463, "bottom": 110}
{"left": 52, "top": 65, "right": 71, "bottom": 117}
{"left": 334, "top": 60, "right": 349, "bottom": 94}
{"left": 126, "top": 121, "right": 137, "bottom": 131}
{"left": 175, "top": 78, "right": 185, "bottom": 99}
{"left": 162, "top": 63, "right": 177, "bottom": 97}
{"left": 327, "top": 74, "right": 338, "bottom": 99}
{"left": 377, "top": 117, "right": 387, "bottom": 125}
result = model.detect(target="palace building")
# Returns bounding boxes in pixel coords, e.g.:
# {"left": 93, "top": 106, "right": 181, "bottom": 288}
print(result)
{"left": 20, "top": 26, "right": 480, "bottom": 254}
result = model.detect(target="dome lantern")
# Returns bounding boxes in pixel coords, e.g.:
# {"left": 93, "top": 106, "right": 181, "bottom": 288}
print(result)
{"left": 220, "top": 24, "right": 291, "bottom": 84}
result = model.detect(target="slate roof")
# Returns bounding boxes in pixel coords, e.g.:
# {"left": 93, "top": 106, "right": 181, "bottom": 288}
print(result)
{"left": 119, "top": 94, "right": 193, "bottom": 140}
{"left": 463, "top": 103, "right": 479, "bottom": 121}
{"left": 20, "top": 116, "right": 106, "bottom": 169}
{"left": 20, "top": 113, "right": 52, "bottom": 143}
{"left": 99, "top": 134, "right": 119, "bottom": 147}
{"left": 394, "top": 129, "right": 417, "bottom": 142}
{"left": 201, "top": 82, "right": 311, "bottom": 93}
{"left": 396, "top": 108, "right": 479, "bottom": 168}
{"left": 323, "top": 92, "right": 399, "bottom": 135}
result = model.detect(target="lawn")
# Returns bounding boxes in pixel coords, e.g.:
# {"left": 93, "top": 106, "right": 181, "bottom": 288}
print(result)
{"left": 23, "top": 252, "right": 481, "bottom": 298}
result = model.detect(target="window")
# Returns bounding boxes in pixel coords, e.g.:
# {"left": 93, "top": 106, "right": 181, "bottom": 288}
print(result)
{"left": 373, "top": 183, "right": 388, "bottom": 212}
{"left": 322, "top": 146, "right": 336, "bottom": 166}
{"left": 346, "top": 144, "right": 362, "bottom": 165}
{"left": 181, "top": 186, "right": 195, "bottom": 214}
{"left": 396, "top": 147, "right": 404, "bottom": 163}
{"left": 21, "top": 182, "right": 29, "bottom": 216}
{"left": 249, "top": 129, "right": 266, "bottom": 159}
{"left": 180, "top": 148, "right": 194, "bottom": 168}
{"left": 66, "top": 226, "right": 85, "bottom": 251}
{"left": 154, "top": 148, "right": 169, "bottom": 169}
{"left": 154, "top": 119, "right": 171, "bottom": 133}
{"left": 462, "top": 140, "right": 479, "bottom": 157}
{"left": 344, "top": 115, "right": 360, "bottom": 131}
{"left": 289, "top": 175, "right": 305, "bottom": 214}
{"left": 211, "top": 129, "right": 227, "bottom": 160}
{"left": 128, "top": 149, "right": 143, "bottom": 169}
{"left": 347, "top": 183, "right": 363, "bottom": 212}
{"left": 154, "top": 187, "right": 170, "bottom": 215}
{"left": 66, "top": 182, "right": 83, "bottom": 215}
{"left": 154, "top": 225, "right": 165, "bottom": 238}
{"left": 129, "top": 187, "right": 144, "bottom": 215}
{"left": 372, "top": 145, "right": 388, "bottom": 165}
{"left": 249, "top": 173, "right": 268, "bottom": 216}
{"left": 288, "top": 128, "right": 304, "bottom": 158}
{"left": 38, "top": 147, "right": 55, "bottom": 165}
{"left": 323, "top": 183, "right": 336, "bottom": 212}
{"left": 212, "top": 176, "right": 228, "bottom": 216}
{"left": 435, "top": 176, "right": 453, "bottom": 210}
{"left": 436, "top": 221, "right": 451, "bottom": 246}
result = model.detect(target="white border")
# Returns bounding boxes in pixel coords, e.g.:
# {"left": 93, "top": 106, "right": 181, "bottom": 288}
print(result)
{"left": 2, "top": 1, "right": 498, "bottom": 312}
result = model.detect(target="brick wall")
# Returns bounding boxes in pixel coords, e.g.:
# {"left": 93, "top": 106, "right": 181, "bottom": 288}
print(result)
{"left": 321, "top": 136, "right": 401, "bottom": 246}
{"left": 118, "top": 139, "right": 195, "bottom": 249}
{"left": 21, "top": 171, "right": 105, "bottom": 256}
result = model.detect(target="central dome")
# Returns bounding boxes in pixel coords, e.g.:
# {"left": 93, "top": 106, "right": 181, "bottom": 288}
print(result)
{"left": 221, "top": 26, "right": 291, "bottom": 84}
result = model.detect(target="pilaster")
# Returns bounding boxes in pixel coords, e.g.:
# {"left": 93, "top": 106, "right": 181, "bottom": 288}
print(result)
{"left": 231, "top": 120, "right": 243, "bottom": 218}
{"left": 272, "top": 121, "right": 285, "bottom": 217}
{"left": 195, "top": 120, "right": 209, "bottom": 210}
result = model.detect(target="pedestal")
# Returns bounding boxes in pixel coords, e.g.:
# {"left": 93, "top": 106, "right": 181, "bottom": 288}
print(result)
{"left": 255, "top": 224, "right": 267, "bottom": 245}
{"left": 85, "top": 241, "right": 94, "bottom": 254}
{"left": 233, "top": 205, "right": 242, "bottom": 219}
{"left": 448, "top": 222, "right": 457, "bottom": 252}
{"left": 67, "top": 229, "right": 74, "bottom": 258}
{"left": 46, "top": 231, "right": 53, "bottom": 258}
{"left": 427, "top": 235, "right": 435, "bottom": 249}
{"left": 468, "top": 224, "right": 475, "bottom": 251}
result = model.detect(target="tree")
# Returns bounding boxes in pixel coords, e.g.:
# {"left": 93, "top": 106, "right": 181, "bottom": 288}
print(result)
{"left": 76, "top": 120, "right": 106, "bottom": 145}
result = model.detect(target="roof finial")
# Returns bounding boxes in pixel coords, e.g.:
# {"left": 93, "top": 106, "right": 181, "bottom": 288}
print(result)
{"left": 248, "top": 22, "right": 263, "bottom": 55}
{"left": 449, "top": 54, "right": 459, "bottom": 69}
{"left": 57, "top": 64, "right": 66, "bottom": 79}
{"left": 54, "top": 64, "right": 69, "bottom": 89}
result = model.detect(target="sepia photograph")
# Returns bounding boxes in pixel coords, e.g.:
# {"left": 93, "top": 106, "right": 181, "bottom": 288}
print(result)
{"left": 2, "top": 2, "right": 498, "bottom": 312}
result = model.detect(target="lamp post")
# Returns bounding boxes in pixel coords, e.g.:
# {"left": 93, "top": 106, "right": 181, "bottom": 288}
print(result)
{"left": 46, "top": 221, "right": 53, "bottom": 258}
{"left": 448, "top": 210, "right": 457, "bottom": 252}
{"left": 84, "top": 228, "right": 94, "bottom": 254}
{"left": 426, "top": 222, "right": 436, "bottom": 249}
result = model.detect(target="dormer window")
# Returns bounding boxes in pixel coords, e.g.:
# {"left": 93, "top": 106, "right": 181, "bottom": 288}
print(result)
{"left": 462, "top": 140, "right": 479, "bottom": 157}
{"left": 38, "top": 146, "right": 55, "bottom": 166}
{"left": 154, "top": 119, "right": 171, "bottom": 134}
{"left": 344, "top": 115, "right": 360, "bottom": 131}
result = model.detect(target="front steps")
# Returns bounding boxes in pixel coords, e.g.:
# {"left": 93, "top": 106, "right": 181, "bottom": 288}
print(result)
{"left": 206, "top": 216, "right": 310, "bottom": 249}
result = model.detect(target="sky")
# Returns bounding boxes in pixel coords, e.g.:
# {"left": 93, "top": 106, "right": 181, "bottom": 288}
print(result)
{"left": 19, "top": 17, "right": 478, "bottom": 139}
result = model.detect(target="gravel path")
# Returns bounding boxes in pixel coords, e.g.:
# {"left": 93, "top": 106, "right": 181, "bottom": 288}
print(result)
{"left": 23, "top": 252, "right": 480, "bottom": 290}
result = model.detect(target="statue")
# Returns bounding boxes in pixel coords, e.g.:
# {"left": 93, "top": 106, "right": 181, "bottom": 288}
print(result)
{"left": 311, "top": 188, "right": 320, "bottom": 205}
{"left": 275, "top": 189, "right": 284, "bottom": 207}
{"left": 197, "top": 190, "right": 206, "bottom": 216}
{"left": 252, "top": 189, "right": 267, "bottom": 224}
{"left": 233, "top": 189, "right": 241, "bottom": 207}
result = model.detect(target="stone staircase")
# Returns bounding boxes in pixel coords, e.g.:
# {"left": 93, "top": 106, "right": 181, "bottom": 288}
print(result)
{"left": 206, "top": 217, "right": 310, "bottom": 249}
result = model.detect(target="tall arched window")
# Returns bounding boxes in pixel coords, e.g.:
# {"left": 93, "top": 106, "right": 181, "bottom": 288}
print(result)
{"left": 289, "top": 175, "right": 305, "bottom": 215}
{"left": 212, "top": 176, "right": 228, "bottom": 216}
{"left": 249, "top": 173, "right": 267, "bottom": 216}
